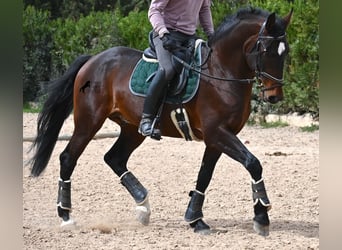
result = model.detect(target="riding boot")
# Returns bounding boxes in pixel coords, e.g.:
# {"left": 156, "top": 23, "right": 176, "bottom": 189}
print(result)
{"left": 138, "top": 68, "right": 167, "bottom": 137}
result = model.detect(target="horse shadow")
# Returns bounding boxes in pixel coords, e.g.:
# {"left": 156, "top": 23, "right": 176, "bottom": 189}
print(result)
{"left": 205, "top": 218, "right": 319, "bottom": 238}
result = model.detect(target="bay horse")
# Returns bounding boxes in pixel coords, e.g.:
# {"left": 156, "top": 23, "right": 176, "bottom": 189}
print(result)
{"left": 29, "top": 7, "right": 292, "bottom": 236}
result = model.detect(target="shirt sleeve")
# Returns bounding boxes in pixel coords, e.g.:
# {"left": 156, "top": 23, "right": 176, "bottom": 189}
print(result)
{"left": 199, "top": 0, "right": 214, "bottom": 36}
{"left": 148, "top": 0, "right": 171, "bottom": 37}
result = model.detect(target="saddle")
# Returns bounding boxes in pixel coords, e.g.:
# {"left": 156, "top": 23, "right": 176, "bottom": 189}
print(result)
{"left": 143, "top": 31, "right": 195, "bottom": 97}
{"left": 130, "top": 33, "right": 204, "bottom": 104}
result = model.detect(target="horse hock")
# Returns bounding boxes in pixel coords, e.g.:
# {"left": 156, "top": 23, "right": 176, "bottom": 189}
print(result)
{"left": 57, "top": 178, "right": 75, "bottom": 227}
{"left": 120, "top": 171, "right": 151, "bottom": 225}
{"left": 251, "top": 178, "right": 272, "bottom": 236}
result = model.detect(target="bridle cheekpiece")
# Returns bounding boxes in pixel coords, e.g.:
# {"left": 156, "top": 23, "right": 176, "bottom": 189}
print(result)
{"left": 252, "top": 20, "right": 287, "bottom": 92}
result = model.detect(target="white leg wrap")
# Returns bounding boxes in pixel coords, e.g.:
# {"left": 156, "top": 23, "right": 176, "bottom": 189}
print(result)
{"left": 60, "top": 216, "right": 76, "bottom": 228}
{"left": 135, "top": 195, "right": 151, "bottom": 226}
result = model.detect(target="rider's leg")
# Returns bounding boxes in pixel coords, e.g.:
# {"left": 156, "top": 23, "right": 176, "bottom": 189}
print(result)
{"left": 138, "top": 68, "right": 167, "bottom": 136}
{"left": 138, "top": 34, "right": 176, "bottom": 136}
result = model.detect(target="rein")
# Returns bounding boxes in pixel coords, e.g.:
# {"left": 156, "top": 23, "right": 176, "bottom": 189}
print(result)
{"left": 171, "top": 21, "right": 287, "bottom": 92}
{"left": 172, "top": 52, "right": 257, "bottom": 84}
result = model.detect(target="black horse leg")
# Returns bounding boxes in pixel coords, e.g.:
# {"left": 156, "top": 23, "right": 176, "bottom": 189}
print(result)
{"left": 57, "top": 111, "right": 108, "bottom": 226}
{"left": 185, "top": 146, "right": 222, "bottom": 233}
{"left": 58, "top": 148, "right": 74, "bottom": 225}
{"left": 104, "top": 124, "right": 150, "bottom": 225}
{"left": 208, "top": 126, "right": 271, "bottom": 236}
{"left": 57, "top": 129, "right": 100, "bottom": 226}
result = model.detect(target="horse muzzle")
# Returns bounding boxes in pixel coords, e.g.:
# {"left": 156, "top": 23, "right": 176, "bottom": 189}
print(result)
{"left": 264, "top": 94, "right": 283, "bottom": 104}
{"left": 258, "top": 80, "right": 284, "bottom": 104}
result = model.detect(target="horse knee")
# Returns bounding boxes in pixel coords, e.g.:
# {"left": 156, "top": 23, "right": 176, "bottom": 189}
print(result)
{"left": 245, "top": 155, "right": 262, "bottom": 180}
{"left": 104, "top": 152, "right": 116, "bottom": 170}
{"left": 103, "top": 152, "right": 113, "bottom": 166}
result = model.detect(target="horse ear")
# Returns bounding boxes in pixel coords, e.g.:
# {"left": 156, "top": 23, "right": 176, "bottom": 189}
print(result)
{"left": 283, "top": 8, "right": 294, "bottom": 28}
{"left": 265, "top": 12, "right": 276, "bottom": 31}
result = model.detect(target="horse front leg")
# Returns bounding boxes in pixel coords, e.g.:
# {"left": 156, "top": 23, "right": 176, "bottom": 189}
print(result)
{"left": 184, "top": 147, "right": 222, "bottom": 234}
{"left": 119, "top": 171, "right": 150, "bottom": 225}
{"left": 209, "top": 126, "right": 271, "bottom": 236}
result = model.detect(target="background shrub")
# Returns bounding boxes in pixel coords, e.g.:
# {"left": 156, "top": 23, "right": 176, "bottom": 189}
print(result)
{"left": 51, "top": 11, "right": 121, "bottom": 69}
{"left": 116, "top": 9, "right": 151, "bottom": 50}
{"left": 23, "top": 6, "right": 53, "bottom": 103}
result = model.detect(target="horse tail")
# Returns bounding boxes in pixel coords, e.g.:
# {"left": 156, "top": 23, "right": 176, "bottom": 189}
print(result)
{"left": 29, "top": 54, "right": 92, "bottom": 177}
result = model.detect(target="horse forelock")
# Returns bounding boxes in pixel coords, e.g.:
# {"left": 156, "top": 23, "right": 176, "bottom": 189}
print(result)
{"left": 210, "top": 7, "right": 286, "bottom": 45}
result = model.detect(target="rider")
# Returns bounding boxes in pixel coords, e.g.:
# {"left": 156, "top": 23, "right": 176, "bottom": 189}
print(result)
{"left": 138, "top": 0, "right": 214, "bottom": 137}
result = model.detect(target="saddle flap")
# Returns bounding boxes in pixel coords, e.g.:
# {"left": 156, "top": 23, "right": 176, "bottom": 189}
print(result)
{"left": 168, "top": 66, "right": 190, "bottom": 96}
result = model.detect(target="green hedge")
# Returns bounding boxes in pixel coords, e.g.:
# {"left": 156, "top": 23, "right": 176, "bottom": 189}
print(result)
{"left": 23, "top": 6, "right": 53, "bottom": 102}
{"left": 52, "top": 11, "right": 121, "bottom": 69}
{"left": 23, "top": 0, "right": 319, "bottom": 117}
{"left": 116, "top": 10, "right": 151, "bottom": 50}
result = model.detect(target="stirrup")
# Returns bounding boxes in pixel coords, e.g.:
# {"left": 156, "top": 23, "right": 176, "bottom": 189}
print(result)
{"left": 150, "top": 129, "right": 161, "bottom": 140}
{"left": 138, "top": 117, "right": 161, "bottom": 140}
{"left": 138, "top": 117, "right": 153, "bottom": 136}
{"left": 150, "top": 116, "right": 161, "bottom": 140}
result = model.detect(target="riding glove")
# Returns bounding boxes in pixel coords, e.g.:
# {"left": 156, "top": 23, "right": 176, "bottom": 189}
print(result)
{"left": 207, "top": 33, "right": 214, "bottom": 47}
{"left": 161, "top": 33, "right": 178, "bottom": 52}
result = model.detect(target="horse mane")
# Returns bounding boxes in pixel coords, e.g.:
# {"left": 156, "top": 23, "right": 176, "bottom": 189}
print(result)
{"left": 209, "top": 6, "right": 286, "bottom": 45}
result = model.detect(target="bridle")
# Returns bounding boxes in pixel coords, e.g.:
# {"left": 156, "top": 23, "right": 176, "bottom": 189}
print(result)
{"left": 250, "top": 21, "right": 287, "bottom": 92}
{"left": 172, "top": 20, "right": 288, "bottom": 92}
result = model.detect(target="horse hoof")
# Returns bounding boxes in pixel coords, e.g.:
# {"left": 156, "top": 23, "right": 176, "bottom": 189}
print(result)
{"left": 135, "top": 205, "right": 151, "bottom": 226}
{"left": 135, "top": 197, "right": 151, "bottom": 226}
{"left": 60, "top": 217, "right": 76, "bottom": 229}
{"left": 191, "top": 219, "right": 211, "bottom": 235}
{"left": 253, "top": 221, "right": 269, "bottom": 236}
{"left": 195, "top": 228, "right": 211, "bottom": 235}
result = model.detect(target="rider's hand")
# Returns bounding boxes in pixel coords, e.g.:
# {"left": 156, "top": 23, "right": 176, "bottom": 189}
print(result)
{"left": 161, "top": 33, "right": 178, "bottom": 52}
{"left": 207, "top": 33, "right": 214, "bottom": 48}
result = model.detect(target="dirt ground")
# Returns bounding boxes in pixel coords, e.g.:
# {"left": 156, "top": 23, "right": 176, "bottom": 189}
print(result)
{"left": 23, "top": 113, "right": 319, "bottom": 250}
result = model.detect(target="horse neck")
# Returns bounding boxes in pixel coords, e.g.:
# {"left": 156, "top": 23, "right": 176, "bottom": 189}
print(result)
{"left": 210, "top": 20, "right": 261, "bottom": 79}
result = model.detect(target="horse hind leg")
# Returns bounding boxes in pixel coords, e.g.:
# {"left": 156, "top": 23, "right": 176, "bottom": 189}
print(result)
{"left": 103, "top": 124, "right": 150, "bottom": 225}
{"left": 57, "top": 118, "right": 107, "bottom": 228}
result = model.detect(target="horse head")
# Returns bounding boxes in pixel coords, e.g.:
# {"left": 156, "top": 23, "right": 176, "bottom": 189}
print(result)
{"left": 244, "top": 9, "right": 293, "bottom": 104}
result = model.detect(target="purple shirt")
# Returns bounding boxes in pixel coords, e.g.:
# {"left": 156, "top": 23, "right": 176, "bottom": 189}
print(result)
{"left": 148, "top": 0, "right": 214, "bottom": 38}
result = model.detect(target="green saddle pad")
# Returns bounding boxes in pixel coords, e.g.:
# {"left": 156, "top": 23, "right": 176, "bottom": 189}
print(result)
{"left": 129, "top": 40, "right": 204, "bottom": 104}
